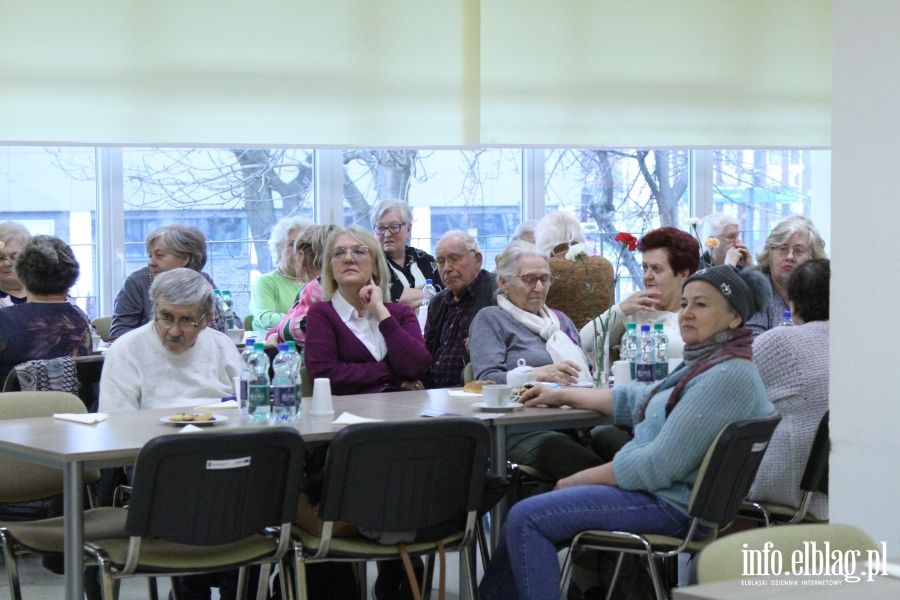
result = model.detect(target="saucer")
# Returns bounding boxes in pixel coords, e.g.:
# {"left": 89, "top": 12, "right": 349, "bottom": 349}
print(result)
{"left": 472, "top": 402, "right": 523, "bottom": 412}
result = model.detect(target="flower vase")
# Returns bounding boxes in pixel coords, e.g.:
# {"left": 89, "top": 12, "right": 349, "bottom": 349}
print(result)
{"left": 591, "top": 329, "right": 611, "bottom": 388}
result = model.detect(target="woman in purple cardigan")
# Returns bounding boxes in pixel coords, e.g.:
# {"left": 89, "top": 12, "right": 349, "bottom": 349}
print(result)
{"left": 305, "top": 225, "right": 431, "bottom": 396}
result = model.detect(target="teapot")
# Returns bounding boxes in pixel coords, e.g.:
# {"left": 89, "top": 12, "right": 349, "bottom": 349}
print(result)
{"left": 507, "top": 359, "right": 536, "bottom": 389}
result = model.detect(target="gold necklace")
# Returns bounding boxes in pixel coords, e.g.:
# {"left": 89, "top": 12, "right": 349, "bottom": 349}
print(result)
{"left": 276, "top": 268, "right": 302, "bottom": 282}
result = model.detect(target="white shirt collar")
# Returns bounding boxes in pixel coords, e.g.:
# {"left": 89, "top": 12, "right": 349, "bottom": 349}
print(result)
{"left": 331, "top": 290, "right": 362, "bottom": 323}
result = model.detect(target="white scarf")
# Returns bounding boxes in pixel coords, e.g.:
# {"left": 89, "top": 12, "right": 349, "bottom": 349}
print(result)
{"left": 497, "top": 295, "right": 592, "bottom": 383}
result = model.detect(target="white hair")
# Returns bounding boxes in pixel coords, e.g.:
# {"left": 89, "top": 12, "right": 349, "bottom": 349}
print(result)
{"left": 701, "top": 213, "right": 740, "bottom": 240}
{"left": 370, "top": 199, "right": 413, "bottom": 226}
{"left": 534, "top": 211, "right": 585, "bottom": 256}
{"left": 495, "top": 240, "right": 548, "bottom": 282}
{"left": 512, "top": 220, "right": 538, "bottom": 241}
{"left": 269, "top": 216, "right": 313, "bottom": 263}
{"left": 438, "top": 230, "right": 480, "bottom": 253}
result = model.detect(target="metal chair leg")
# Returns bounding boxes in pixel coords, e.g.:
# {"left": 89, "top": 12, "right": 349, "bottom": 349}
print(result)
{"left": 422, "top": 554, "right": 435, "bottom": 600}
{"left": 460, "top": 544, "right": 477, "bottom": 600}
{"left": 148, "top": 576, "right": 159, "bottom": 600}
{"left": 644, "top": 555, "right": 667, "bottom": 600}
{"left": 604, "top": 553, "right": 625, "bottom": 600}
{"left": 0, "top": 531, "right": 23, "bottom": 600}
{"left": 256, "top": 563, "right": 271, "bottom": 600}
{"left": 476, "top": 515, "right": 491, "bottom": 569}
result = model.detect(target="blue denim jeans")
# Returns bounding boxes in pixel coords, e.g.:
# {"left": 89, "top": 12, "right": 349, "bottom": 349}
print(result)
{"left": 478, "top": 485, "right": 709, "bottom": 600}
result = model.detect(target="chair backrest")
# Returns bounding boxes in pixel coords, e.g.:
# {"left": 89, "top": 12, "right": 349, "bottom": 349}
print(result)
{"left": 693, "top": 524, "right": 876, "bottom": 584}
{"left": 0, "top": 392, "right": 88, "bottom": 503}
{"left": 74, "top": 355, "right": 105, "bottom": 412}
{"left": 300, "top": 366, "right": 313, "bottom": 398}
{"left": 463, "top": 363, "right": 474, "bottom": 384}
{"left": 243, "top": 314, "right": 254, "bottom": 331}
{"left": 3, "top": 368, "right": 18, "bottom": 393}
{"left": 688, "top": 413, "right": 782, "bottom": 526}
{"left": 318, "top": 419, "right": 489, "bottom": 536}
{"left": 801, "top": 410, "right": 829, "bottom": 495}
{"left": 92, "top": 316, "right": 112, "bottom": 338}
{"left": 125, "top": 428, "right": 304, "bottom": 546}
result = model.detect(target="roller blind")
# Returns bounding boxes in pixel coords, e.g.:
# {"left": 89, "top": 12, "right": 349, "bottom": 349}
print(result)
{"left": 0, "top": 0, "right": 829, "bottom": 147}
{"left": 481, "top": 0, "right": 832, "bottom": 147}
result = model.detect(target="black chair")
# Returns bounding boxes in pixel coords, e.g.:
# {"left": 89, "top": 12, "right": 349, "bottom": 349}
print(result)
{"left": 558, "top": 413, "right": 782, "bottom": 600}
{"left": 290, "top": 419, "right": 490, "bottom": 600}
{"left": 741, "top": 410, "right": 829, "bottom": 526}
{"left": 84, "top": 428, "right": 305, "bottom": 600}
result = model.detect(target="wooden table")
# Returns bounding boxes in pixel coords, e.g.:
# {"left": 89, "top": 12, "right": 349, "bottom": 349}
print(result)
{"left": 0, "top": 388, "right": 608, "bottom": 600}
{"left": 674, "top": 576, "right": 900, "bottom": 599}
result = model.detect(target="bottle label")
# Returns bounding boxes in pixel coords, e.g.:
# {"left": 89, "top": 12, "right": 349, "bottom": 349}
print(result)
{"left": 635, "top": 362, "right": 655, "bottom": 383}
{"left": 248, "top": 385, "right": 269, "bottom": 408}
{"left": 655, "top": 361, "right": 668, "bottom": 381}
{"left": 240, "top": 379, "right": 248, "bottom": 402}
{"left": 273, "top": 386, "right": 296, "bottom": 408}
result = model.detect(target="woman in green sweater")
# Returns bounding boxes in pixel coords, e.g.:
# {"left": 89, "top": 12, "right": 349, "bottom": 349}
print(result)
{"left": 248, "top": 216, "right": 312, "bottom": 330}
{"left": 479, "top": 265, "right": 775, "bottom": 600}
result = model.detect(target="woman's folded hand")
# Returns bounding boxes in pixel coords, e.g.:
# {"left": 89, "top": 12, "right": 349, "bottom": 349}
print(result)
{"left": 534, "top": 360, "right": 580, "bottom": 385}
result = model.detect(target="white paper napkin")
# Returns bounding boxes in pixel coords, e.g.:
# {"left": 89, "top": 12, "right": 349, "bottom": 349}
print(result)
{"left": 331, "top": 412, "right": 383, "bottom": 425}
{"left": 447, "top": 390, "right": 482, "bottom": 397}
{"left": 194, "top": 400, "right": 239, "bottom": 410}
{"left": 178, "top": 424, "right": 205, "bottom": 433}
{"left": 53, "top": 413, "right": 108, "bottom": 425}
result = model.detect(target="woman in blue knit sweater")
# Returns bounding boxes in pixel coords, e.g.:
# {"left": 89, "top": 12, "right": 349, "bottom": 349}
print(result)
{"left": 479, "top": 266, "right": 775, "bottom": 600}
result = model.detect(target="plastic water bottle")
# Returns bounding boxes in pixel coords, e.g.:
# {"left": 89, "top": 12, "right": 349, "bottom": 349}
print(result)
{"left": 222, "top": 290, "right": 235, "bottom": 329}
{"left": 272, "top": 344, "right": 297, "bottom": 422}
{"left": 653, "top": 323, "right": 669, "bottom": 381}
{"left": 620, "top": 322, "right": 638, "bottom": 380}
{"left": 238, "top": 338, "right": 256, "bottom": 414}
{"left": 287, "top": 341, "right": 302, "bottom": 416}
{"left": 779, "top": 310, "right": 794, "bottom": 327}
{"left": 421, "top": 279, "right": 436, "bottom": 307}
{"left": 213, "top": 288, "right": 222, "bottom": 309}
{"left": 635, "top": 324, "right": 656, "bottom": 383}
{"left": 247, "top": 342, "right": 270, "bottom": 422}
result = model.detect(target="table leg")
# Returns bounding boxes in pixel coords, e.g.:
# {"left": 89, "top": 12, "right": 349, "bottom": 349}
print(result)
{"left": 64, "top": 461, "right": 84, "bottom": 600}
{"left": 489, "top": 424, "right": 507, "bottom": 553}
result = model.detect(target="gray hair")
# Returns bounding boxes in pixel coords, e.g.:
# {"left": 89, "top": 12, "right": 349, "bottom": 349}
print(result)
{"left": 370, "top": 199, "right": 413, "bottom": 226}
{"left": 149, "top": 268, "right": 215, "bottom": 316}
{"left": 268, "top": 216, "right": 313, "bottom": 265}
{"left": 145, "top": 224, "right": 208, "bottom": 272}
{"left": 0, "top": 221, "right": 32, "bottom": 247}
{"left": 439, "top": 229, "right": 480, "bottom": 253}
{"left": 701, "top": 213, "right": 740, "bottom": 240}
{"left": 320, "top": 225, "right": 392, "bottom": 302}
{"left": 535, "top": 210, "right": 586, "bottom": 256}
{"left": 495, "top": 240, "right": 548, "bottom": 283}
{"left": 512, "top": 220, "right": 538, "bottom": 241}
{"left": 756, "top": 215, "right": 827, "bottom": 275}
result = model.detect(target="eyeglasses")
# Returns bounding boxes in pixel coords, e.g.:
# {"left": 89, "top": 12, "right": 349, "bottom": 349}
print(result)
{"left": 0, "top": 252, "right": 16, "bottom": 266}
{"left": 155, "top": 311, "right": 208, "bottom": 331}
{"left": 516, "top": 274, "right": 556, "bottom": 287}
{"left": 373, "top": 223, "right": 406, "bottom": 235}
{"left": 432, "top": 250, "right": 476, "bottom": 270}
{"left": 774, "top": 245, "right": 809, "bottom": 259}
{"left": 331, "top": 245, "right": 371, "bottom": 261}
{"left": 719, "top": 233, "right": 740, "bottom": 243}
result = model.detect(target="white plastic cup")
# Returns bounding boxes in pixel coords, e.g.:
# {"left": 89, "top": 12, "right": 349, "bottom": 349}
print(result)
{"left": 310, "top": 378, "right": 334, "bottom": 416}
{"left": 483, "top": 384, "right": 512, "bottom": 408}
{"left": 611, "top": 361, "right": 632, "bottom": 387}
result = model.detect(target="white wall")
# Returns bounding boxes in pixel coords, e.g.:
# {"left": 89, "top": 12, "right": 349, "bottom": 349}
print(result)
{"left": 831, "top": 1, "right": 900, "bottom": 544}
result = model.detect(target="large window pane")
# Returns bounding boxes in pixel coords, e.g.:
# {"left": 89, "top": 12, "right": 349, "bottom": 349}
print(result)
{"left": 545, "top": 149, "right": 691, "bottom": 299}
{"left": 713, "top": 150, "right": 819, "bottom": 258}
{"left": 0, "top": 147, "right": 99, "bottom": 318}
{"left": 343, "top": 150, "right": 523, "bottom": 266}
{"left": 122, "top": 149, "right": 314, "bottom": 319}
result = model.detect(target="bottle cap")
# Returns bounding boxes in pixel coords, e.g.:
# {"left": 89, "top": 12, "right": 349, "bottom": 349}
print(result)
{"left": 782, "top": 311, "right": 791, "bottom": 318}
{"left": 253, "top": 342, "right": 265, "bottom": 351}
{"left": 425, "top": 279, "right": 433, "bottom": 284}
{"left": 286, "top": 341, "right": 296, "bottom": 352}
{"left": 223, "top": 290, "right": 231, "bottom": 296}
{"left": 278, "top": 343, "right": 289, "bottom": 352}
{"left": 626, "top": 322, "right": 637, "bottom": 330}
{"left": 245, "top": 338, "right": 255, "bottom": 347}
{"left": 213, "top": 289, "right": 220, "bottom": 293}
{"left": 640, "top": 324, "right": 651, "bottom": 331}
{"left": 653, "top": 323, "right": 664, "bottom": 331}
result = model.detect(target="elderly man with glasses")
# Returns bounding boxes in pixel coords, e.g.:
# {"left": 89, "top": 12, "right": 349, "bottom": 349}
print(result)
{"left": 422, "top": 230, "right": 497, "bottom": 389}
{"left": 100, "top": 268, "right": 242, "bottom": 412}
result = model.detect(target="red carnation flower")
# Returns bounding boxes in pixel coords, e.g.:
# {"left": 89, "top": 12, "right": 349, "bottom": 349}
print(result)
{"left": 615, "top": 232, "right": 638, "bottom": 252}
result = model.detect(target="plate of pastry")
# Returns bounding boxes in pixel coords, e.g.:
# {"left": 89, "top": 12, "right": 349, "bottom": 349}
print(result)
{"left": 160, "top": 413, "right": 228, "bottom": 426}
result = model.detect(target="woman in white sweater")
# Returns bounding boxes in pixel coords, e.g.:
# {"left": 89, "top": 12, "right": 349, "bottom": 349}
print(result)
{"left": 750, "top": 258, "right": 830, "bottom": 519}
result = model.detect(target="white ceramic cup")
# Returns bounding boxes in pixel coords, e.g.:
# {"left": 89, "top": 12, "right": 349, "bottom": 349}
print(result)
{"left": 611, "top": 360, "right": 632, "bottom": 387}
{"left": 482, "top": 384, "right": 513, "bottom": 408}
{"left": 310, "top": 378, "right": 334, "bottom": 416}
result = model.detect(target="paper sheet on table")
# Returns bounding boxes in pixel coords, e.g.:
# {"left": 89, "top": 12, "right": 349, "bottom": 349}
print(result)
{"left": 194, "top": 400, "right": 239, "bottom": 410}
{"left": 178, "top": 424, "right": 205, "bottom": 433}
{"left": 447, "top": 390, "right": 482, "bottom": 397}
{"left": 53, "top": 413, "right": 108, "bottom": 425}
{"left": 332, "top": 412, "right": 383, "bottom": 425}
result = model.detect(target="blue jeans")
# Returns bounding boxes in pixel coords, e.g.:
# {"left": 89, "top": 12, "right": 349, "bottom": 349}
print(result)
{"left": 478, "top": 485, "right": 709, "bottom": 600}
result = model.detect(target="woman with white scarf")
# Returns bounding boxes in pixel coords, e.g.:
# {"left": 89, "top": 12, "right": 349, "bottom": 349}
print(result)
{"left": 469, "top": 240, "right": 599, "bottom": 480}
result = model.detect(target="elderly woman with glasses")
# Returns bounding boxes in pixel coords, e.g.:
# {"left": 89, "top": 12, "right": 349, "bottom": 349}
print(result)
{"left": 700, "top": 213, "right": 754, "bottom": 269}
{"left": 370, "top": 199, "right": 442, "bottom": 309}
{"left": 110, "top": 224, "right": 230, "bottom": 339}
{"left": 304, "top": 225, "right": 432, "bottom": 396}
{"left": 0, "top": 221, "right": 32, "bottom": 307}
{"left": 469, "top": 240, "right": 599, "bottom": 481}
{"left": 249, "top": 216, "right": 313, "bottom": 330}
{"left": 747, "top": 215, "right": 827, "bottom": 336}
{"left": 479, "top": 266, "right": 774, "bottom": 600}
